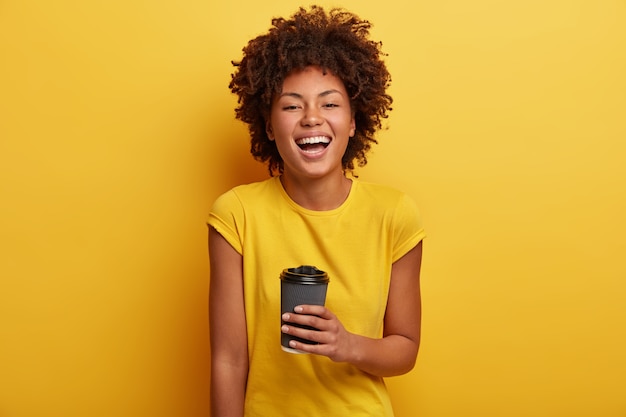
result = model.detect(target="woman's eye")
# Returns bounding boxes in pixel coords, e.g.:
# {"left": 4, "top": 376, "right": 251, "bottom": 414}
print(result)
{"left": 323, "top": 103, "right": 339, "bottom": 108}
{"left": 282, "top": 105, "right": 299, "bottom": 110}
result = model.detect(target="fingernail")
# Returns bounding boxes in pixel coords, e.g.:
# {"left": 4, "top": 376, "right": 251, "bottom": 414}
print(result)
{"left": 294, "top": 306, "right": 303, "bottom": 313}
{"left": 282, "top": 313, "right": 290, "bottom": 320}
{"left": 289, "top": 340, "right": 297, "bottom": 347}
{"left": 281, "top": 325, "right": 289, "bottom": 333}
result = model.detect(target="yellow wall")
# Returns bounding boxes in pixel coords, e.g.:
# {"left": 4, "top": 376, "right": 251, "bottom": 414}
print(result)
{"left": 1, "top": 1, "right": 624, "bottom": 416}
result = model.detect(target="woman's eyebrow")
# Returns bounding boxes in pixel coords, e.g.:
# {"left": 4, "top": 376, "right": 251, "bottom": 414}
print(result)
{"left": 279, "top": 92, "right": 303, "bottom": 99}
{"left": 319, "top": 89, "right": 343, "bottom": 97}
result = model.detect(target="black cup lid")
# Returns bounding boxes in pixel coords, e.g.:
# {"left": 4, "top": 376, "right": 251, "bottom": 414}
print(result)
{"left": 280, "top": 265, "right": 329, "bottom": 283}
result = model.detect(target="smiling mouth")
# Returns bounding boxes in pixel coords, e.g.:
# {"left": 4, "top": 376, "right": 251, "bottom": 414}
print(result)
{"left": 296, "top": 136, "right": 331, "bottom": 153}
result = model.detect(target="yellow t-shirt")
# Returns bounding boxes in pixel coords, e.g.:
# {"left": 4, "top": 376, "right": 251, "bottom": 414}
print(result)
{"left": 208, "top": 176, "right": 425, "bottom": 417}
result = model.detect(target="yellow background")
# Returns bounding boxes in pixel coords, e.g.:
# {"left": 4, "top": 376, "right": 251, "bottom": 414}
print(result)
{"left": 1, "top": 0, "right": 625, "bottom": 416}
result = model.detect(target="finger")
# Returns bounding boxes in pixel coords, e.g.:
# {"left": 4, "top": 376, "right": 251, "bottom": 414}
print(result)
{"left": 281, "top": 323, "right": 325, "bottom": 344}
{"left": 294, "top": 305, "right": 334, "bottom": 319}
{"left": 287, "top": 339, "right": 327, "bottom": 355}
{"left": 282, "top": 312, "right": 324, "bottom": 330}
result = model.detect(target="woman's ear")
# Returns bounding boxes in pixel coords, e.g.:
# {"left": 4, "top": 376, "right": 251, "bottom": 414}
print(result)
{"left": 266, "top": 121, "right": 275, "bottom": 141}
{"left": 349, "top": 118, "right": 356, "bottom": 138}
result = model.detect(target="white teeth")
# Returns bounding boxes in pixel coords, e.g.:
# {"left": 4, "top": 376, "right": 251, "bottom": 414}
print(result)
{"left": 295, "top": 136, "right": 331, "bottom": 145}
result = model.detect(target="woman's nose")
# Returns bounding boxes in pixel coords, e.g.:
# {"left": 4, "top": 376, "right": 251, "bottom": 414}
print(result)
{"left": 301, "top": 107, "right": 322, "bottom": 126}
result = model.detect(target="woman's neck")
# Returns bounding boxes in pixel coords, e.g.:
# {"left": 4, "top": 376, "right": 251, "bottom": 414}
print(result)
{"left": 280, "top": 171, "right": 352, "bottom": 211}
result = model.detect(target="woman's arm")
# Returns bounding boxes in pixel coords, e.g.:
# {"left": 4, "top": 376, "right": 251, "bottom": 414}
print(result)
{"left": 209, "top": 226, "right": 248, "bottom": 416}
{"left": 281, "top": 241, "right": 423, "bottom": 377}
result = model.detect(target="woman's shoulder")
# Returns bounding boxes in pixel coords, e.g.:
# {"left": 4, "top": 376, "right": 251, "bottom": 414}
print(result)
{"left": 352, "top": 180, "right": 421, "bottom": 220}
{"left": 210, "top": 177, "right": 280, "bottom": 216}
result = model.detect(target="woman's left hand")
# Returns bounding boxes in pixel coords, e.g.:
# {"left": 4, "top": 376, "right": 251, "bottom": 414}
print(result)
{"left": 281, "top": 243, "right": 422, "bottom": 376}
{"left": 281, "top": 305, "right": 354, "bottom": 362}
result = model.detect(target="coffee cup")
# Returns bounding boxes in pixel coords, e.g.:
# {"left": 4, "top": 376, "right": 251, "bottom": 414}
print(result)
{"left": 280, "top": 265, "right": 329, "bottom": 353}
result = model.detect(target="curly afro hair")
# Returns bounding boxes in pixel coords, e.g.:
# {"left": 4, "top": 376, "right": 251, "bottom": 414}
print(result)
{"left": 229, "top": 5, "right": 393, "bottom": 175}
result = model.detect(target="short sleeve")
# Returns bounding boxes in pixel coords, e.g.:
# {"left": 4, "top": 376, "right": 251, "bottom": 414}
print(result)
{"left": 391, "top": 193, "right": 426, "bottom": 262}
{"left": 207, "top": 189, "right": 245, "bottom": 255}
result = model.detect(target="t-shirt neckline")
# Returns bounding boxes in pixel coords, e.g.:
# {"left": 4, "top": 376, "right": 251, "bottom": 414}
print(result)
{"left": 273, "top": 176, "right": 357, "bottom": 216}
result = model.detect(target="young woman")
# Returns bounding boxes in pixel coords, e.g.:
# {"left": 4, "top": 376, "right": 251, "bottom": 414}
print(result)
{"left": 208, "top": 6, "right": 425, "bottom": 416}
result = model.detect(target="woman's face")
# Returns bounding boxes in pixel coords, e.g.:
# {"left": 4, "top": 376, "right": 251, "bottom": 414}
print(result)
{"left": 266, "top": 66, "right": 355, "bottom": 181}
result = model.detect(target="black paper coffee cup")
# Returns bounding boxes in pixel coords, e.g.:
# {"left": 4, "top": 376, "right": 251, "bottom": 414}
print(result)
{"left": 280, "top": 265, "right": 329, "bottom": 353}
